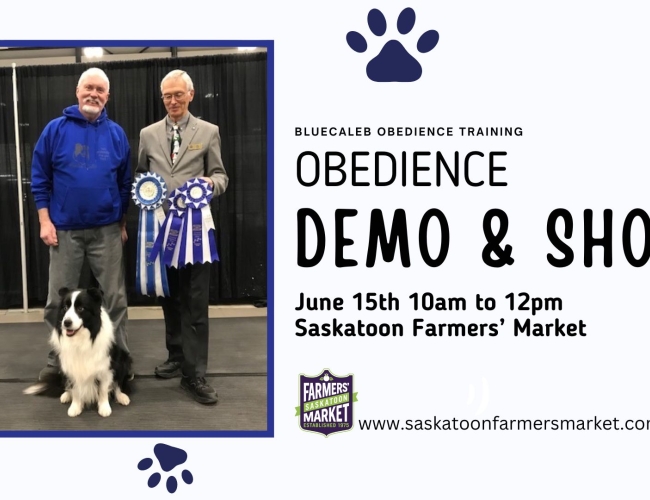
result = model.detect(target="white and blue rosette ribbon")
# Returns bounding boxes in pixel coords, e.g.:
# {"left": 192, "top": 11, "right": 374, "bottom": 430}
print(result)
{"left": 150, "top": 187, "right": 186, "bottom": 268}
{"left": 179, "top": 178, "right": 219, "bottom": 267}
{"left": 132, "top": 172, "right": 170, "bottom": 297}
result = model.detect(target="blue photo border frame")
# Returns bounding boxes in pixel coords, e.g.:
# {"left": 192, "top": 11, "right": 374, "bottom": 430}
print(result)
{"left": 0, "top": 39, "right": 274, "bottom": 438}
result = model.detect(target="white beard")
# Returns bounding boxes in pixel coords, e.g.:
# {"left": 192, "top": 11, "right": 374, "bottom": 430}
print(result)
{"left": 81, "top": 104, "right": 101, "bottom": 116}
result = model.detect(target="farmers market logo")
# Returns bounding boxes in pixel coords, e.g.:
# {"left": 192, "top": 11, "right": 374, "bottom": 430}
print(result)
{"left": 296, "top": 369, "right": 358, "bottom": 437}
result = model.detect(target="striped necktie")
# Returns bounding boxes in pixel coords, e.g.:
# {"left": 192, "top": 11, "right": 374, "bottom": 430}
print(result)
{"left": 171, "top": 124, "right": 181, "bottom": 164}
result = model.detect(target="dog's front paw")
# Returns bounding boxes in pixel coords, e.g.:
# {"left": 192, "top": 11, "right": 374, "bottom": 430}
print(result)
{"left": 68, "top": 403, "right": 83, "bottom": 417}
{"left": 116, "top": 392, "right": 130, "bottom": 406}
{"left": 98, "top": 402, "right": 112, "bottom": 417}
{"left": 60, "top": 391, "right": 71, "bottom": 404}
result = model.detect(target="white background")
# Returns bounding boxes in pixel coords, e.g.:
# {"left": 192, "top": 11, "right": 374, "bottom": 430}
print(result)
{"left": 3, "top": 1, "right": 650, "bottom": 498}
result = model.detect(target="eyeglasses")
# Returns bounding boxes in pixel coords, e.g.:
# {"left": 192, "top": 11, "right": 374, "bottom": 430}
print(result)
{"left": 161, "top": 92, "right": 186, "bottom": 102}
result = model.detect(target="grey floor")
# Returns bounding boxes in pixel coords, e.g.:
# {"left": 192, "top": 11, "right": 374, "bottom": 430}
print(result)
{"left": 0, "top": 317, "right": 268, "bottom": 432}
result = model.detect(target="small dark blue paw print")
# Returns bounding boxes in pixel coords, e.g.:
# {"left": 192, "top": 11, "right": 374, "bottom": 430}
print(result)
{"left": 138, "top": 443, "right": 194, "bottom": 493}
{"left": 346, "top": 7, "right": 440, "bottom": 82}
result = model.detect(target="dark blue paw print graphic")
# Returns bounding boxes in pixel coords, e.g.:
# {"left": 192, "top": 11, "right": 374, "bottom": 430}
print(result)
{"left": 138, "top": 443, "right": 194, "bottom": 493}
{"left": 346, "top": 7, "right": 440, "bottom": 82}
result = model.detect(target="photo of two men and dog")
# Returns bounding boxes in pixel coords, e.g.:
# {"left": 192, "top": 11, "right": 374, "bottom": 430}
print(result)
{"left": 0, "top": 44, "right": 270, "bottom": 435}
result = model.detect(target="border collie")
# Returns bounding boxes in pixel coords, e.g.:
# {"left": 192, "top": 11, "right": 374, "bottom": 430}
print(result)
{"left": 24, "top": 287, "right": 133, "bottom": 417}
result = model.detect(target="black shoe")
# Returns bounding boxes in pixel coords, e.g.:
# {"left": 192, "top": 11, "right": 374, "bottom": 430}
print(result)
{"left": 154, "top": 360, "right": 182, "bottom": 379}
{"left": 180, "top": 376, "right": 218, "bottom": 404}
{"left": 38, "top": 364, "right": 60, "bottom": 381}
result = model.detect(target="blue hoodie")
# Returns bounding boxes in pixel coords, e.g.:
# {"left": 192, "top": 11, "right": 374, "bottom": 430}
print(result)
{"left": 31, "top": 105, "right": 131, "bottom": 230}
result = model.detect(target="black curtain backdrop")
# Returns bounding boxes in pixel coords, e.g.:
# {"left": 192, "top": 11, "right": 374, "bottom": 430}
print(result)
{"left": 0, "top": 68, "right": 23, "bottom": 308}
{"left": 0, "top": 52, "right": 267, "bottom": 308}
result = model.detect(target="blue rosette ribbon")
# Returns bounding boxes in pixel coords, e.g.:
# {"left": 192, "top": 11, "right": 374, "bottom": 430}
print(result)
{"left": 178, "top": 178, "right": 219, "bottom": 267}
{"left": 149, "top": 187, "right": 186, "bottom": 268}
{"left": 132, "top": 172, "right": 170, "bottom": 297}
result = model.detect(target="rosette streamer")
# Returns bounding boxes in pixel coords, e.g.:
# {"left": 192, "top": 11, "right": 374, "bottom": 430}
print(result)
{"left": 149, "top": 187, "right": 186, "bottom": 268}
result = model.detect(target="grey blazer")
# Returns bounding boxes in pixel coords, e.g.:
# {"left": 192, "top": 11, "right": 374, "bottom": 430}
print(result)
{"left": 137, "top": 113, "right": 228, "bottom": 198}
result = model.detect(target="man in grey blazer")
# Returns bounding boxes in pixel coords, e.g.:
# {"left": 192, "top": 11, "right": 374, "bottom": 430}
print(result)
{"left": 137, "top": 69, "right": 228, "bottom": 404}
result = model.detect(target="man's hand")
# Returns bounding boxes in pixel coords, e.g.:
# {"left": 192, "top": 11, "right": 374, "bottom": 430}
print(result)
{"left": 40, "top": 220, "right": 58, "bottom": 246}
{"left": 120, "top": 217, "right": 128, "bottom": 245}
{"left": 201, "top": 176, "right": 214, "bottom": 188}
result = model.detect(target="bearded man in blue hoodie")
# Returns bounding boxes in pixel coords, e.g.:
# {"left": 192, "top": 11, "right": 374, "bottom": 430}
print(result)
{"left": 31, "top": 67, "right": 132, "bottom": 379}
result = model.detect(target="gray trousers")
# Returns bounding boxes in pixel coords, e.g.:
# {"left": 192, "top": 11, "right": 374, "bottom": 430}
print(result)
{"left": 44, "top": 223, "right": 129, "bottom": 366}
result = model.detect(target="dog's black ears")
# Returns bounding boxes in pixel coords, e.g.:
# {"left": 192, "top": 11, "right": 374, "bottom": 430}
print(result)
{"left": 87, "top": 288, "right": 104, "bottom": 301}
{"left": 58, "top": 287, "right": 70, "bottom": 298}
